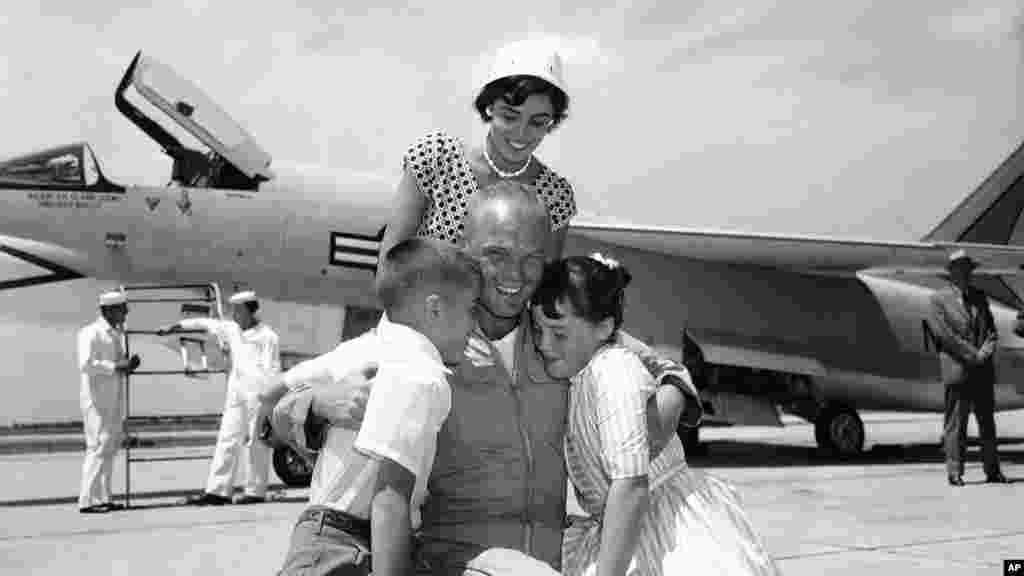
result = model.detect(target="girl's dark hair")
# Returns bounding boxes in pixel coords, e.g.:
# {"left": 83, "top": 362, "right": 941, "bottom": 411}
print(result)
{"left": 474, "top": 75, "right": 569, "bottom": 126}
{"left": 532, "top": 256, "right": 632, "bottom": 332}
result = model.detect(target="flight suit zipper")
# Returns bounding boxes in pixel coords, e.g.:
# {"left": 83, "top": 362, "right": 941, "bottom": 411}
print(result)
{"left": 506, "top": 331, "right": 535, "bottom": 555}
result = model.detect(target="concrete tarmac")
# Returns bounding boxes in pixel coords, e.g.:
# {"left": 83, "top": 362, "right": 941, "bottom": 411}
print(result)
{"left": 2, "top": 410, "right": 1023, "bottom": 575}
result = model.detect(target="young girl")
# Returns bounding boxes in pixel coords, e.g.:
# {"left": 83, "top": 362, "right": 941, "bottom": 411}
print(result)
{"left": 531, "top": 254, "right": 781, "bottom": 576}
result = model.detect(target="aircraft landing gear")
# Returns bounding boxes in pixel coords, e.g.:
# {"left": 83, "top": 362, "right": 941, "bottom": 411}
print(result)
{"left": 272, "top": 445, "right": 314, "bottom": 488}
{"left": 814, "top": 403, "right": 865, "bottom": 457}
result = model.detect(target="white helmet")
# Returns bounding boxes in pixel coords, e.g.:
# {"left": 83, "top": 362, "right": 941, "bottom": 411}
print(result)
{"left": 483, "top": 39, "right": 569, "bottom": 98}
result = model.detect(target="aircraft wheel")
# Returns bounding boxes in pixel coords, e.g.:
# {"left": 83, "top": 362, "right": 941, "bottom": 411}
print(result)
{"left": 814, "top": 404, "right": 865, "bottom": 457}
{"left": 272, "top": 445, "right": 315, "bottom": 488}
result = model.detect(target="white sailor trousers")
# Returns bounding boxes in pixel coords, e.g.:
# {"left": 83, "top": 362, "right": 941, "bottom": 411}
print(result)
{"left": 205, "top": 384, "right": 270, "bottom": 498}
{"left": 79, "top": 376, "right": 123, "bottom": 508}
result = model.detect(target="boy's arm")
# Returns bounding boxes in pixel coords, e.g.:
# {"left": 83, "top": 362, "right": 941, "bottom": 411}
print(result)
{"left": 353, "top": 364, "right": 448, "bottom": 574}
{"left": 264, "top": 358, "right": 374, "bottom": 450}
{"left": 371, "top": 459, "right": 416, "bottom": 576}
{"left": 260, "top": 335, "right": 380, "bottom": 447}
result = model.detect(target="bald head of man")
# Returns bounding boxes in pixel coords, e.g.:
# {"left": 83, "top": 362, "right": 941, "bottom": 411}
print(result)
{"left": 461, "top": 180, "right": 551, "bottom": 324}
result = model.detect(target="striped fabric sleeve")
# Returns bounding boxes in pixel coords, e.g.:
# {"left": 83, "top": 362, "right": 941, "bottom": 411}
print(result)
{"left": 590, "top": 348, "right": 651, "bottom": 479}
{"left": 618, "top": 329, "right": 703, "bottom": 427}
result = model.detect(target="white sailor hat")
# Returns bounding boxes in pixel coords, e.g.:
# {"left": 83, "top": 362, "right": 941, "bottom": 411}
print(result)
{"left": 98, "top": 290, "right": 127, "bottom": 307}
{"left": 947, "top": 249, "right": 979, "bottom": 269}
{"left": 228, "top": 290, "right": 257, "bottom": 305}
{"left": 484, "top": 39, "right": 568, "bottom": 97}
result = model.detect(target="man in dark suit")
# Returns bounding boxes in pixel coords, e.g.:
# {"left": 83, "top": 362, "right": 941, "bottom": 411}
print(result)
{"left": 928, "top": 249, "right": 1007, "bottom": 486}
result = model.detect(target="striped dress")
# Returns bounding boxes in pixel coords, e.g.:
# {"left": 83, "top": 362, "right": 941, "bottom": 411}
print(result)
{"left": 562, "top": 346, "right": 781, "bottom": 576}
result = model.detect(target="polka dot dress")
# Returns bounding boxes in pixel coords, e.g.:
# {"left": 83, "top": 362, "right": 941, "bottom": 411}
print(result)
{"left": 402, "top": 130, "right": 577, "bottom": 245}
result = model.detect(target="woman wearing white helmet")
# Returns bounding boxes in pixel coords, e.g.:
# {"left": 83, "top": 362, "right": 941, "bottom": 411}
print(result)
{"left": 380, "top": 39, "right": 577, "bottom": 264}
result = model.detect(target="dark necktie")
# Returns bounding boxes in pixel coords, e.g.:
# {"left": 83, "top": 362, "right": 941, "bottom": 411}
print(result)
{"left": 965, "top": 295, "right": 982, "bottom": 346}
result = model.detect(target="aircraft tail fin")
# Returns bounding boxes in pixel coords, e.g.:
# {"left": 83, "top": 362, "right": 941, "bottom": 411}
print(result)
{"left": 923, "top": 139, "right": 1024, "bottom": 244}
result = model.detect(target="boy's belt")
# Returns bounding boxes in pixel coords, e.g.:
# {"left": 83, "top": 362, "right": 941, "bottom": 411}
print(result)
{"left": 298, "top": 506, "right": 371, "bottom": 542}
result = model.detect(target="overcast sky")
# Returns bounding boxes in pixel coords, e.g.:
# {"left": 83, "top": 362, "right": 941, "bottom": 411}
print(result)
{"left": 1, "top": 0, "right": 1023, "bottom": 240}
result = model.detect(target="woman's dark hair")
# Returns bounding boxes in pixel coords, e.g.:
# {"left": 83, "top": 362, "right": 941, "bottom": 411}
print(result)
{"left": 474, "top": 75, "right": 569, "bottom": 126}
{"left": 532, "top": 255, "right": 632, "bottom": 333}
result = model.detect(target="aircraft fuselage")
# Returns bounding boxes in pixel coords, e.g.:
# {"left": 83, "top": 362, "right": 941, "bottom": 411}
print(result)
{"left": 3, "top": 178, "right": 1024, "bottom": 418}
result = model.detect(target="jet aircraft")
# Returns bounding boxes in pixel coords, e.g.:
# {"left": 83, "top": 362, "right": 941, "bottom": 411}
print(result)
{"left": 3, "top": 51, "right": 1024, "bottom": 484}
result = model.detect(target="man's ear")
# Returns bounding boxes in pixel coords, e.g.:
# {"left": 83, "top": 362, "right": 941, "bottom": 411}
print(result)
{"left": 425, "top": 293, "right": 444, "bottom": 320}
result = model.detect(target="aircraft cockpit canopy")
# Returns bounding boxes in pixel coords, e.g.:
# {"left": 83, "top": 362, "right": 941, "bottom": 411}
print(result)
{"left": 0, "top": 143, "right": 122, "bottom": 192}
{"left": 114, "top": 51, "right": 274, "bottom": 192}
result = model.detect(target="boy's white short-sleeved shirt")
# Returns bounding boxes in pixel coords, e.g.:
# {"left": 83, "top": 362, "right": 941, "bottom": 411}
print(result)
{"left": 301, "top": 314, "right": 452, "bottom": 529}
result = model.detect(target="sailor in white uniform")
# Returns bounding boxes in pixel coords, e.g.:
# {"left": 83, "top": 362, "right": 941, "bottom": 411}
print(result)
{"left": 77, "top": 290, "right": 140, "bottom": 513}
{"left": 161, "top": 290, "right": 280, "bottom": 505}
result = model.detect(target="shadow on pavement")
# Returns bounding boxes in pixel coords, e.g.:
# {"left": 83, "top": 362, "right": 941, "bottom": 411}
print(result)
{"left": 687, "top": 436, "right": 1024, "bottom": 469}
{"left": 0, "top": 484, "right": 305, "bottom": 508}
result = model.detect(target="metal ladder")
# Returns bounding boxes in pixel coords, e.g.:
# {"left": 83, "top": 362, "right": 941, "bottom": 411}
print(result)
{"left": 120, "top": 283, "right": 226, "bottom": 509}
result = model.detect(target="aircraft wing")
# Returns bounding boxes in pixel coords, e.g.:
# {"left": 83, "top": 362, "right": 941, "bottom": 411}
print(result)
{"left": 570, "top": 220, "right": 1024, "bottom": 279}
{"left": 569, "top": 220, "right": 1024, "bottom": 423}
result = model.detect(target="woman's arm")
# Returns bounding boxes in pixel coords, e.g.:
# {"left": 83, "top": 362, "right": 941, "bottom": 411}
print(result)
{"left": 378, "top": 171, "right": 428, "bottom": 276}
{"left": 598, "top": 476, "right": 649, "bottom": 576}
{"left": 549, "top": 225, "right": 568, "bottom": 261}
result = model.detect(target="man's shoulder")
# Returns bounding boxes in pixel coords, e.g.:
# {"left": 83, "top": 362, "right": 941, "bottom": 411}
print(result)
{"left": 930, "top": 287, "right": 957, "bottom": 304}
{"left": 312, "top": 331, "right": 381, "bottom": 366}
{"left": 967, "top": 286, "right": 991, "bottom": 304}
{"left": 78, "top": 320, "right": 100, "bottom": 336}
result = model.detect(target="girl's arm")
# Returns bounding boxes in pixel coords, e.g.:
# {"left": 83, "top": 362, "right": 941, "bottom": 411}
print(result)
{"left": 592, "top": 349, "right": 654, "bottom": 575}
{"left": 378, "top": 171, "right": 428, "bottom": 276}
{"left": 598, "top": 476, "right": 649, "bottom": 576}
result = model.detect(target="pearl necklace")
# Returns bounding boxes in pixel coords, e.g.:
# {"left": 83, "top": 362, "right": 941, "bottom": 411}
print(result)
{"left": 482, "top": 144, "right": 532, "bottom": 179}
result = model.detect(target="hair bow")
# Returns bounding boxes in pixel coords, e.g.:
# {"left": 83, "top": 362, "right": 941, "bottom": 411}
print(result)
{"left": 590, "top": 252, "right": 619, "bottom": 269}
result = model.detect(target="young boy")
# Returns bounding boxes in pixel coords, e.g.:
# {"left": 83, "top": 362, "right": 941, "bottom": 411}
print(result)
{"left": 276, "top": 237, "right": 480, "bottom": 576}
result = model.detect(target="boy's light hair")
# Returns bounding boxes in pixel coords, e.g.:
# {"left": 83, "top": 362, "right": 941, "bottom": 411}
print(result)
{"left": 375, "top": 237, "right": 481, "bottom": 313}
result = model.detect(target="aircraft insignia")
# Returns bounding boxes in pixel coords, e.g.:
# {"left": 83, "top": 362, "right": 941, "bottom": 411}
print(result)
{"left": 176, "top": 189, "right": 192, "bottom": 215}
{"left": 329, "top": 229, "right": 383, "bottom": 271}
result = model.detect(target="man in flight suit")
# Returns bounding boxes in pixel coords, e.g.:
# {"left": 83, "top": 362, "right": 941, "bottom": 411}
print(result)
{"left": 161, "top": 290, "right": 281, "bottom": 504}
{"left": 929, "top": 249, "right": 1007, "bottom": 486}
{"left": 78, "top": 290, "right": 141, "bottom": 513}
{"left": 267, "top": 181, "right": 701, "bottom": 575}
